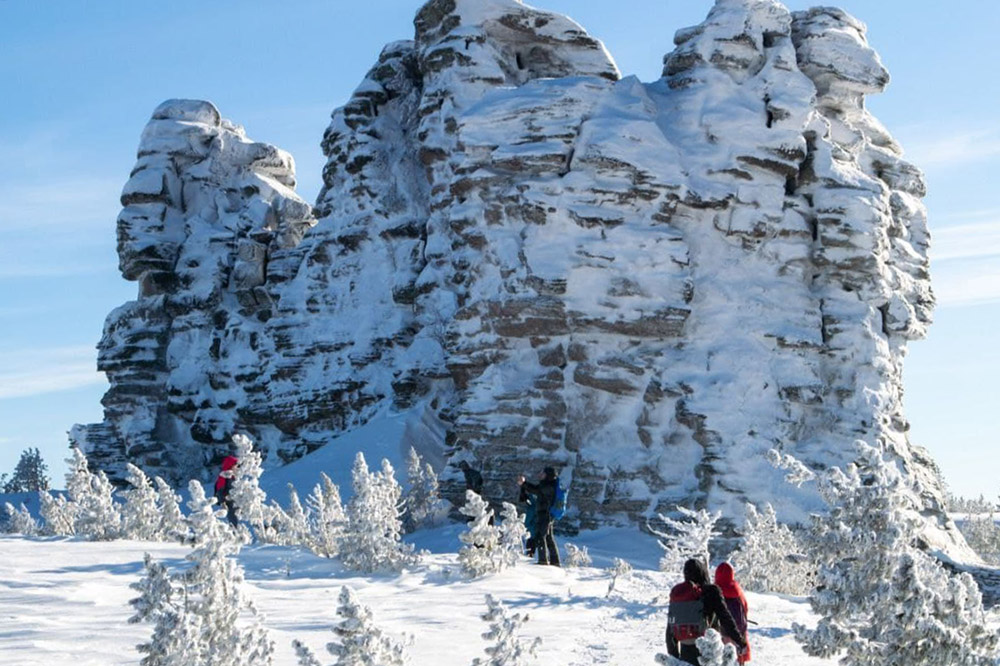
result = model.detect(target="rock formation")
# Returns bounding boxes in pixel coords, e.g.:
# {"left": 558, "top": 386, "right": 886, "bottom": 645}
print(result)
{"left": 76, "top": 0, "right": 954, "bottom": 547}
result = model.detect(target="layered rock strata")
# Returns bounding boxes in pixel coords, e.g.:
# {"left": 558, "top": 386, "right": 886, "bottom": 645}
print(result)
{"left": 77, "top": 0, "right": 951, "bottom": 546}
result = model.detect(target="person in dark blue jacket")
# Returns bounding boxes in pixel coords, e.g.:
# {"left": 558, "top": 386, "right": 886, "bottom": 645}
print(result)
{"left": 517, "top": 466, "right": 560, "bottom": 566}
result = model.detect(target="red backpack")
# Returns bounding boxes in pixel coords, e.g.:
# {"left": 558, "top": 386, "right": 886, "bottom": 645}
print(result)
{"left": 667, "top": 582, "right": 708, "bottom": 643}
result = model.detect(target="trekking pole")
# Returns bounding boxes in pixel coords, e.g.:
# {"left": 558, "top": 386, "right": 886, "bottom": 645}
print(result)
{"left": 747, "top": 620, "right": 759, "bottom": 626}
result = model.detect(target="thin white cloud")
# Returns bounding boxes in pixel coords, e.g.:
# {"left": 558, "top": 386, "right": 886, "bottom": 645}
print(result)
{"left": 0, "top": 345, "right": 106, "bottom": 400}
{"left": 932, "top": 255, "right": 1000, "bottom": 308}
{"left": 930, "top": 219, "right": 1000, "bottom": 262}
{"left": 901, "top": 126, "right": 1000, "bottom": 169}
{"left": 0, "top": 177, "right": 122, "bottom": 232}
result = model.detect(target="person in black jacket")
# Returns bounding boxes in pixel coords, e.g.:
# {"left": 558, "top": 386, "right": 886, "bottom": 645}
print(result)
{"left": 516, "top": 466, "right": 560, "bottom": 566}
{"left": 666, "top": 558, "right": 747, "bottom": 664}
{"left": 458, "top": 460, "right": 484, "bottom": 495}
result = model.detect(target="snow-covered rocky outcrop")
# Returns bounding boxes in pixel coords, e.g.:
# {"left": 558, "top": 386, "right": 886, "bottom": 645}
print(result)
{"left": 76, "top": 0, "right": 953, "bottom": 548}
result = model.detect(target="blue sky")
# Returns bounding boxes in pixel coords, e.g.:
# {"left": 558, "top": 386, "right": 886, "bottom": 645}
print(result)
{"left": 0, "top": 0, "right": 997, "bottom": 498}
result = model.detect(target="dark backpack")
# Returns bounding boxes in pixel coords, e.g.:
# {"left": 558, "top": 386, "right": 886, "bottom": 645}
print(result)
{"left": 667, "top": 582, "right": 708, "bottom": 643}
{"left": 550, "top": 478, "right": 568, "bottom": 520}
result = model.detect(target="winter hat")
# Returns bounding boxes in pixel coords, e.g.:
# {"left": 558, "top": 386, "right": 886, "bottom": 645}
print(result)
{"left": 221, "top": 456, "right": 239, "bottom": 472}
{"left": 714, "top": 561, "right": 744, "bottom": 599}
{"left": 683, "top": 558, "right": 709, "bottom": 585}
{"left": 543, "top": 466, "right": 556, "bottom": 479}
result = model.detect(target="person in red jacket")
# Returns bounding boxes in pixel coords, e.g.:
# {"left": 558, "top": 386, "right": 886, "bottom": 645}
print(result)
{"left": 715, "top": 562, "right": 751, "bottom": 663}
{"left": 214, "top": 456, "right": 239, "bottom": 527}
{"left": 667, "top": 559, "right": 746, "bottom": 664}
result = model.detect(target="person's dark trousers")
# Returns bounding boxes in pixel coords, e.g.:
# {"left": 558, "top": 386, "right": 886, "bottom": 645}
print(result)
{"left": 536, "top": 517, "right": 560, "bottom": 566}
{"left": 678, "top": 644, "right": 699, "bottom": 664}
{"left": 225, "top": 499, "right": 239, "bottom": 527}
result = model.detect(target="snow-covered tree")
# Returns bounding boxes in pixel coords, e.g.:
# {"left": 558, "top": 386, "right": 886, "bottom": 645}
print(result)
{"left": 2, "top": 502, "right": 38, "bottom": 535}
{"left": 306, "top": 473, "right": 347, "bottom": 558}
{"left": 458, "top": 490, "right": 504, "bottom": 578}
{"left": 403, "top": 447, "right": 447, "bottom": 532}
{"left": 229, "top": 433, "right": 274, "bottom": 540}
{"left": 129, "top": 552, "right": 187, "bottom": 666}
{"left": 695, "top": 629, "right": 738, "bottom": 666}
{"left": 38, "top": 490, "right": 75, "bottom": 536}
{"left": 341, "top": 453, "right": 417, "bottom": 573}
{"left": 787, "top": 442, "right": 1000, "bottom": 666}
{"left": 958, "top": 513, "right": 1000, "bottom": 565}
{"left": 497, "top": 501, "right": 528, "bottom": 568}
{"left": 650, "top": 506, "right": 720, "bottom": 577}
{"left": 292, "top": 639, "right": 322, "bottom": 666}
{"left": 131, "top": 480, "right": 274, "bottom": 665}
{"left": 279, "top": 484, "right": 312, "bottom": 548}
{"left": 471, "top": 594, "right": 541, "bottom": 666}
{"left": 2, "top": 447, "right": 50, "bottom": 493}
{"left": 62, "top": 447, "right": 121, "bottom": 540}
{"left": 563, "top": 543, "right": 592, "bottom": 568}
{"left": 121, "top": 464, "right": 163, "bottom": 541}
{"left": 730, "top": 502, "right": 812, "bottom": 595}
{"left": 323, "top": 585, "right": 408, "bottom": 666}
{"left": 153, "top": 477, "right": 188, "bottom": 543}
{"left": 606, "top": 557, "right": 632, "bottom": 597}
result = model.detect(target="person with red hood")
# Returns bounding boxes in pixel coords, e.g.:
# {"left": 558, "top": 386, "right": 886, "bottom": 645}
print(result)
{"left": 715, "top": 561, "right": 751, "bottom": 663}
{"left": 214, "top": 456, "right": 239, "bottom": 527}
{"left": 666, "top": 558, "right": 746, "bottom": 664}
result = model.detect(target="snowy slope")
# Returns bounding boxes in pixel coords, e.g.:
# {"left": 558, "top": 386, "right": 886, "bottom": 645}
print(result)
{"left": 0, "top": 532, "right": 834, "bottom": 666}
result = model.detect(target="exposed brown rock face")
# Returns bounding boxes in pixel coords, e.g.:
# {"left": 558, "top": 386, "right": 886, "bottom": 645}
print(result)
{"left": 76, "top": 0, "right": 957, "bottom": 550}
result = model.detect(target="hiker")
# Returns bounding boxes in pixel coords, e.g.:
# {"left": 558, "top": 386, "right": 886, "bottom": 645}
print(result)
{"left": 458, "top": 460, "right": 484, "bottom": 495}
{"left": 517, "top": 483, "right": 539, "bottom": 557}
{"left": 516, "top": 466, "right": 560, "bottom": 566}
{"left": 666, "top": 558, "right": 747, "bottom": 664}
{"left": 214, "top": 455, "right": 239, "bottom": 527}
{"left": 715, "top": 562, "right": 751, "bottom": 663}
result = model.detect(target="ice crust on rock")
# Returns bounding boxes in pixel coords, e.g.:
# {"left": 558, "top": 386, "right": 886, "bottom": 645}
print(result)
{"left": 77, "top": 0, "right": 955, "bottom": 550}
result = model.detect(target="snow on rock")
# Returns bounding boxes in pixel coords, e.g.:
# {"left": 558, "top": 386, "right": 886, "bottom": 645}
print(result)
{"left": 75, "top": 0, "right": 955, "bottom": 552}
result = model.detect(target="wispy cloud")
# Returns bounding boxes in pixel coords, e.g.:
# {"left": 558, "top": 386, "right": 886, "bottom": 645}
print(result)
{"left": 0, "top": 345, "right": 106, "bottom": 400}
{"left": 0, "top": 177, "right": 122, "bottom": 232}
{"left": 901, "top": 126, "right": 1000, "bottom": 169}
{"left": 930, "top": 217, "right": 1000, "bottom": 262}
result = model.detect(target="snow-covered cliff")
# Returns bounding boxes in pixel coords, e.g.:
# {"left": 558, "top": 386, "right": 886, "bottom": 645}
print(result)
{"left": 75, "top": 0, "right": 953, "bottom": 546}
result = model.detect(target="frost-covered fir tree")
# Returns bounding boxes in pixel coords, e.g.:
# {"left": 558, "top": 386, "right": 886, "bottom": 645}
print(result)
{"left": 2, "top": 447, "right": 50, "bottom": 493}
{"left": 958, "top": 513, "right": 1000, "bottom": 565}
{"left": 279, "top": 484, "right": 312, "bottom": 549}
{"left": 2, "top": 502, "right": 38, "bottom": 535}
{"left": 695, "top": 629, "right": 738, "bottom": 666}
{"left": 497, "top": 502, "right": 528, "bottom": 568}
{"left": 64, "top": 447, "right": 121, "bottom": 540}
{"left": 341, "top": 453, "right": 417, "bottom": 573}
{"left": 788, "top": 441, "right": 1000, "bottom": 666}
{"left": 306, "top": 472, "right": 347, "bottom": 559}
{"left": 471, "top": 594, "right": 541, "bottom": 666}
{"left": 292, "top": 639, "right": 322, "bottom": 666}
{"left": 153, "top": 477, "right": 188, "bottom": 543}
{"left": 563, "top": 543, "right": 592, "bottom": 568}
{"left": 122, "top": 464, "right": 163, "bottom": 541}
{"left": 650, "top": 506, "right": 720, "bottom": 577}
{"left": 229, "top": 433, "right": 275, "bottom": 541}
{"left": 459, "top": 490, "right": 504, "bottom": 578}
{"left": 325, "top": 585, "right": 408, "bottom": 666}
{"left": 403, "top": 447, "right": 447, "bottom": 532}
{"left": 39, "top": 489, "right": 75, "bottom": 536}
{"left": 142, "top": 479, "right": 275, "bottom": 665}
{"left": 129, "top": 552, "right": 188, "bottom": 666}
{"left": 730, "top": 503, "right": 812, "bottom": 595}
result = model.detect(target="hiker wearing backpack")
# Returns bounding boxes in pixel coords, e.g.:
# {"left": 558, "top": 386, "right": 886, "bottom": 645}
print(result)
{"left": 666, "top": 559, "right": 746, "bottom": 664}
{"left": 715, "top": 562, "right": 751, "bottom": 663}
{"left": 516, "top": 466, "right": 561, "bottom": 566}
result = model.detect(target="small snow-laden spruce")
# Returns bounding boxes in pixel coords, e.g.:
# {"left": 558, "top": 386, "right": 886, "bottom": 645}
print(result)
{"left": 497, "top": 502, "right": 528, "bottom": 568}
{"left": 129, "top": 552, "right": 185, "bottom": 666}
{"left": 605, "top": 557, "right": 632, "bottom": 597}
{"left": 958, "top": 512, "right": 1000, "bottom": 565}
{"left": 2, "top": 447, "right": 50, "bottom": 493}
{"left": 694, "top": 629, "right": 738, "bottom": 666}
{"left": 142, "top": 479, "right": 276, "bottom": 666}
{"left": 153, "top": 476, "right": 188, "bottom": 543}
{"left": 38, "top": 490, "right": 75, "bottom": 536}
{"left": 650, "top": 506, "right": 720, "bottom": 578}
{"left": 292, "top": 639, "right": 322, "bottom": 666}
{"left": 458, "top": 490, "right": 504, "bottom": 577}
{"left": 280, "top": 484, "right": 312, "bottom": 548}
{"left": 472, "top": 594, "right": 541, "bottom": 666}
{"left": 730, "top": 503, "right": 812, "bottom": 595}
{"left": 404, "top": 447, "right": 447, "bottom": 532}
{"left": 323, "top": 585, "right": 409, "bottom": 666}
{"left": 306, "top": 472, "right": 347, "bottom": 558}
{"left": 229, "top": 433, "right": 275, "bottom": 541}
{"left": 121, "top": 463, "right": 163, "bottom": 541}
{"left": 64, "top": 447, "right": 121, "bottom": 540}
{"left": 563, "top": 543, "right": 592, "bottom": 568}
{"left": 341, "top": 453, "right": 417, "bottom": 573}
{"left": 2, "top": 502, "right": 38, "bottom": 535}
{"left": 791, "top": 441, "right": 1000, "bottom": 666}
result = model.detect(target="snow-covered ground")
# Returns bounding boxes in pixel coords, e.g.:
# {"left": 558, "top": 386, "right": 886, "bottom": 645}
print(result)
{"left": 0, "top": 528, "right": 829, "bottom": 666}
